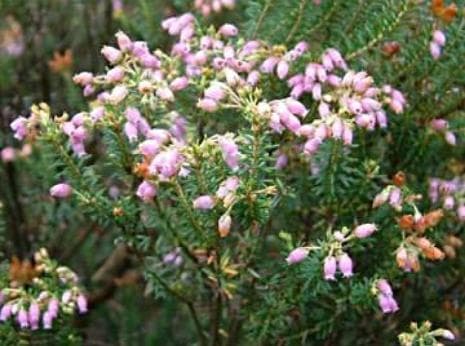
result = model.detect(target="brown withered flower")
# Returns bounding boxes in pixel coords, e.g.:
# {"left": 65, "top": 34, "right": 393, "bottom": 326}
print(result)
{"left": 392, "top": 171, "right": 406, "bottom": 187}
{"left": 48, "top": 49, "right": 73, "bottom": 73}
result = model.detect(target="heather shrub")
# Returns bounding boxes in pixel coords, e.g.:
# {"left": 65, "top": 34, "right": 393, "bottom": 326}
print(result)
{"left": 1, "top": 0, "right": 465, "bottom": 345}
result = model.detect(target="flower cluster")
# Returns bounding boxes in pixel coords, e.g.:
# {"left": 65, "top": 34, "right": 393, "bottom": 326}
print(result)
{"left": 6, "top": 7, "right": 456, "bottom": 343}
{"left": 374, "top": 174, "right": 449, "bottom": 272}
{"left": 286, "top": 223, "right": 377, "bottom": 280}
{"left": 0, "top": 249, "right": 87, "bottom": 330}
{"left": 429, "top": 177, "right": 465, "bottom": 220}
{"left": 374, "top": 279, "right": 399, "bottom": 314}
{"left": 194, "top": 0, "right": 235, "bottom": 17}
{"left": 260, "top": 54, "right": 406, "bottom": 156}
{"left": 430, "top": 118, "right": 456, "bottom": 145}
{"left": 398, "top": 321, "right": 455, "bottom": 346}
{"left": 163, "top": 248, "right": 183, "bottom": 267}
{"left": 430, "top": 30, "right": 447, "bottom": 60}
{"left": 0, "top": 144, "right": 32, "bottom": 163}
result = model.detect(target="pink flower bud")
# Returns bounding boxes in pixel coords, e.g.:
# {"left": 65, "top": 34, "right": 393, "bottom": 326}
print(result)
{"left": 17, "top": 308, "right": 29, "bottom": 329}
{"left": 294, "top": 41, "right": 309, "bottom": 54}
{"left": 90, "top": 107, "right": 105, "bottom": 123}
{"left": 70, "top": 114, "right": 84, "bottom": 127}
{"left": 218, "top": 214, "right": 232, "bottom": 237}
{"left": 156, "top": 87, "right": 175, "bottom": 101}
{"left": 101, "top": 45, "right": 122, "bottom": 64}
{"left": 375, "top": 110, "right": 388, "bottom": 128}
{"left": 378, "top": 294, "right": 399, "bottom": 314}
{"left": 139, "top": 140, "right": 160, "bottom": 158}
{"left": 304, "top": 138, "right": 322, "bottom": 155}
{"left": 62, "top": 290, "right": 72, "bottom": 304}
{"left": 353, "top": 77, "right": 373, "bottom": 94}
{"left": 43, "top": 311, "right": 53, "bottom": 329}
{"left": 77, "top": 295, "right": 88, "bottom": 314}
{"left": 332, "top": 118, "right": 344, "bottom": 139}
{"left": 106, "top": 66, "right": 125, "bottom": 83}
{"left": 279, "top": 111, "right": 301, "bottom": 134}
{"left": 219, "top": 136, "right": 240, "bottom": 170}
{"left": 218, "top": 24, "right": 238, "bottom": 37}
{"left": 440, "top": 330, "right": 455, "bottom": 340}
{"left": 430, "top": 42, "right": 442, "bottom": 60}
{"left": 247, "top": 70, "right": 260, "bottom": 86}
{"left": 149, "top": 149, "right": 182, "bottom": 180}
{"left": 355, "top": 113, "right": 376, "bottom": 130}
{"left": 298, "top": 124, "right": 315, "bottom": 138}
{"left": 170, "top": 76, "right": 189, "bottom": 91}
{"left": 139, "top": 53, "right": 161, "bottom": 69}
{"left": 72, "top": 72, "right": 93, "bottom": 86}
{"left": 322, "top": 53, "right": 334, "bottom": 71}
{"left": 317, "top": 102, "right": 331, "bottom": 118}
{"left": 315, "top": 124, "right": 328, "bottom": 139}
{"left": 275, "top": 152, "right": 288, "bottom": 169}
{"left": 200, "top": 36, "right": 213, "bottom": 49}
{"left": 50, "top": 183, "right": 72, "bottom": 198}
{"left": 136, "top": 181, "right": 157, "bottom": 202}
{"left": 205, "top": 83, "right": 226, "bottom": 101}
{"left": 224, "top": 68, "right": 242, "bottom": 86}
{"left": 338, "top": 253, "right": 353, "bottom": 278}
{"left": 47, "top": 299, "right": 59, "bottom": 319}
{"left": 353, "top": 223, "right": 377, "bottom": 238}
{"left": 433, "top": 30, "right": 446, "bottom": 46}
{"left": 342, "top": 124, "right": 353, "bottom": 145}
{"left": 115, "top": 31, "right": 133, "bottom": 51}
{"left": 1, "top": 147, "right": 16, "bottom": 162}
{"left": 288, "top": 74, "right": 303, "bottom": 87}
{"left": 197, "top": 98, "right": 219, "bottom": 112}
{"left": 389, "top": 99, "right": 404, "bottom": 114}
{"left": 347, "top": 98, "right": 363, "bottom": 114}
{"left": 0, "top": 304, "right": 12, "bottom": 321}
{"left": 109, "top": 85, "right": 128, "bottom": 104}
{"left": 286, "top": 247, "right": 309, "bottom": 264}
{"left": 457, "top": 205, "right": 465, "bottom": 221}
{"left": 333, "top": 231, "right": 345, "bottom": 242}
{"left": 10, "top": 116, "right": 28, "bottom": 140}
{"left": 312, "top": 83, "right": 322, "bottom": 100}
{"left": 28, "top": 303, "right": 40, "bottom": 330}
{"left": 83, "top": 84, "right": 95, "bottom": 97}
{"left": 285, "top": 98, "right": 307, "bottom": 117}
{"left": 277, "top": 60, "right": 289, "bottom": 79}
{"left": 361, "top": 98, "right": 381, "bottom": 112}
{"left": 124, "top": 122, "right": 139, "bottom": 142}
{"left": 161, "top": 17, "right": 176, "bottom": 30}
{"left": 327, "top": 48, "right": 346, "bottom": 68}
{"left": 180, "top": 24, "right": 195, "bottom": 41}
{"left": 443, "top": 195, "right": 455, "bottom": 210}
{"left": 444, "top": 131, "right": 456, "bottom": 145}
{"left": 323, "top": 256, "right": 337, "bottom": 280}
{"left": 193, "top": 195, "right": 216, "bottom": 210}
{"left": 431, "top": 118, "right": 448, "bottom": 131}
{"left": 146, "top": 129, "right": 171, "bottom": 144}
{"left": 132, "top": 41, "right": 149, "bottom": 57}
{"left": 389, "top": 187, "right": 402, "bottom": 209}
{"left": 377, "top": 279, "right": 393, "bottom": 296}
{"left": 327, "top": 74, "right": 342, "bottom": 87}
{"left": 163, "top": 248, "right": 181, "bottom": 265}
{"left": 260, "top": 57, "right": 279, "bottom": 74}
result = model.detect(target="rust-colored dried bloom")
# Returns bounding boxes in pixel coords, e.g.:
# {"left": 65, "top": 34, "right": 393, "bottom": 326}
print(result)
{"left": 423, "top": 209, "right": 444, "bottom": 228}
{"left": 398, "top": 215, "right": 414, "bottom": 231}
{"left": 392, "top": 171, "right": 406, "bottom": 187}
{"left": 48, "top": 49, "right": 73, "bottom": 73}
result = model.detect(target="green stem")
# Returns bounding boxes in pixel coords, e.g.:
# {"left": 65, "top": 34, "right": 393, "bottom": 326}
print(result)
{"left": 346, "top": 0, "right": 410, "bottom": 61}
{"left": 174, "top": 180, "right": 205, "bottom": 238}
